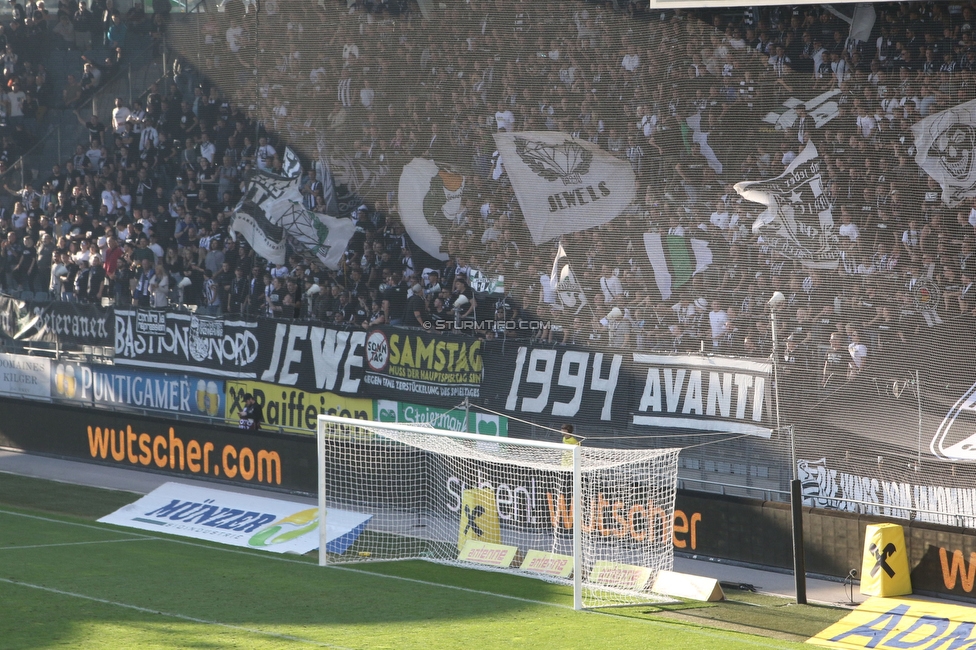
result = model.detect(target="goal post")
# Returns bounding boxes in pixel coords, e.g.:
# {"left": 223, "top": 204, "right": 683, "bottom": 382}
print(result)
{"left": 316, "top": 414, "right": 681, "bottom": 609}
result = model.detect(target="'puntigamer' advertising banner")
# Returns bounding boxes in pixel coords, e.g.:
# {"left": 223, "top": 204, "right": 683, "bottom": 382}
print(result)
{"left": 114, "top": 309, "right": 261, "bottom": 378}
{"left": 51, "top": 361, "right": 226, "bottom": 419}
{"left": 480, "top": 342, "right": 772, "bottom": 438}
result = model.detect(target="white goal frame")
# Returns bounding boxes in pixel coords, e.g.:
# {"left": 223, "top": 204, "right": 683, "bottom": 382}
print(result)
{"left": 317, "top": 414, "right": 677, "bottom": 610}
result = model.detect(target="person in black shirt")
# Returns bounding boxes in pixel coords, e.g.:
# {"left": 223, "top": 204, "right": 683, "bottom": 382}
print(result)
{"left": 87, "top": 254, "right": 105, "bottom": 304}
{"left": 228, "top": 266, "right": 247, "bottom": 316}
{"left": 238, "top": 393, "right": 263, "bottom": 430}
{"left": 403, "top": 282, "right": 427, "bottom": 327}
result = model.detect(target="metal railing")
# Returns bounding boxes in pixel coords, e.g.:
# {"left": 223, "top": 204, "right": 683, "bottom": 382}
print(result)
{"left": 0, "top": 43, "right": 165, "bottom": 193}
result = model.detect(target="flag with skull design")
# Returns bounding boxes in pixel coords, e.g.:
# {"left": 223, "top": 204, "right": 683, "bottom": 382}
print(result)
{"left": 913, "top": 98, "right": 976, "bottom": 207}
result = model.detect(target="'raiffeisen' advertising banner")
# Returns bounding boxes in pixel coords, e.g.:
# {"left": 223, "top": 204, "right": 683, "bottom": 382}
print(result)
{"left": 375, "top": 399, "right": 507, "bottom": 437}
{"left": 808, "top": 597, "right": 976, "bottom": 648}
{"left": 225, "top": 380, "right": 372, "bottom": 434}
{"left": 99, "top": 482, "right": 371, "bottom": 555}
{"left": 51, "top": 361, "right": 225, "bottom": 419}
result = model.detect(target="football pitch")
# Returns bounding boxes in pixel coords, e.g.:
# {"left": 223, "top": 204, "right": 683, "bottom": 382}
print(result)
{"left": 0, "top": 473, "right": 845, "bottom": 649}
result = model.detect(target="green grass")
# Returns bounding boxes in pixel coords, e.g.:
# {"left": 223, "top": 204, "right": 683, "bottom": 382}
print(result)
{"left": 0, "top": 472, "right": 847, "bottom": 649}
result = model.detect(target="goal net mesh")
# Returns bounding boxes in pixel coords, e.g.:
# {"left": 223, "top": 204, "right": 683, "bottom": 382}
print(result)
{"left": 319, "top": 416, "right": 680, "bottom": 608}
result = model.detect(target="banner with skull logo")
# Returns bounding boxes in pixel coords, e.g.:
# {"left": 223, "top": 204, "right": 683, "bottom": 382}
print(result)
{"left": 913, "top": 98, "right": 976, "bottom": 207}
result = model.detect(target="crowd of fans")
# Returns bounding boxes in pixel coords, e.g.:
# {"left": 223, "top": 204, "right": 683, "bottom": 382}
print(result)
{"left": 2, "top": 0, "right": 976, "bottom": 380}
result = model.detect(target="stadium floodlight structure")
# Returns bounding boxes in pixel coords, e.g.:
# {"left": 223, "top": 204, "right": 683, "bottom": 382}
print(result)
{"left": 317, "top": 415, "right": 681, "bottom": 610}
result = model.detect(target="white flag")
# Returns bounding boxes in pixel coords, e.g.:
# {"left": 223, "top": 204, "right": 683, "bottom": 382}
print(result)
{"left": 493, "top": 132, "right": 635, "bottom": 245}
{"left": 398, "top": 158, "right": 466, "bottom": 261}
{"left": 231, "top": 148, "right": 355, "bottom": 269}
{"left": 913, "top": 98, "right": 976, "bottom": 206}
{"left": 734, "top": 141, "right": 840, "bottom": 269}
{"left": 549, "top": 242, "right": 587, "bottom": 314}
{"left": 686, "top": 113, "right": 723, "bottom": 174}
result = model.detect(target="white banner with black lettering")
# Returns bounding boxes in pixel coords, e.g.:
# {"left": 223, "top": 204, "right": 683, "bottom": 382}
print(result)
{"left": 99, "top": 482, "right": 371, "bottom": 555}
{"left": 493, "top": 132, "right": 636, "bottom": 245}
{"left": 0, "top": 352, "right": 50, "bottom": 398}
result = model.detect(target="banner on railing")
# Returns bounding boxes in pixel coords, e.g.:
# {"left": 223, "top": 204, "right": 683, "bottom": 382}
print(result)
{"left": 0, "top": 296, "right": 112, "bottom": 346}
{"left": 114, "top": 309, "right": 261, "bottom": 378}
{"left": 256, "top": 321, "right": 482, "bottom": 406}
{"left": 374, "top": 399, "right": 508, "bottom": 436}
{"left": 481, "top": 343, "right": 772, "bottom": 437}
{"left": 224, "top": 379, "right": 372, "bottom": 434}
{"left": 0, "top": 352, "right": 50, "bottom": 398}
{"left": 51, "top": 360, "right": 226, "bottom": 419}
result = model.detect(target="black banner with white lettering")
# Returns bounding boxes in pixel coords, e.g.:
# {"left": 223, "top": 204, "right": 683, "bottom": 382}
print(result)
{"left": 0, "top": 295, "right": 112, "bottom": 346}
{"left": 255, "top": 321, "right": 482, "bottom": 405}
{"left": 114, "top": 309, "right": 261, "bottom": 378}
{"left": 478, "top": 341, "right": 772, "bottom": 438}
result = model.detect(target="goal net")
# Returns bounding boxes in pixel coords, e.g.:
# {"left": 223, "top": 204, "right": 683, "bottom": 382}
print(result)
{"left": 317, "top": 414, "right": 681, "bottom": 609}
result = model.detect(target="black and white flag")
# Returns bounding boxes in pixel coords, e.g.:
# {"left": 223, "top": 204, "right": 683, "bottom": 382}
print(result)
{"left": 493, "top": 132, "right": 635, "bottom": 245}
{"left": 913, "top": 98, "right": 976, "bottom": 207}
{"left": 734, "top": 141, "right": 840, "bottom": 269}
{"left": 230, "top": 148, "right": 355, "bottom": 269}
{"left": 550, "top": 243, "right": 587, "bottom": 314}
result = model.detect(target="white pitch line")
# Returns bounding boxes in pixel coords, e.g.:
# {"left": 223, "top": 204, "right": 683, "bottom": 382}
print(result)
{"left": 0, "top": 538, "right": 151, "bottom": 551}
{"left": 0, "top": 508, "right": 797, "bottom": 649}
{"left": 0, "top": 577, "right": 354, "bottom": 650}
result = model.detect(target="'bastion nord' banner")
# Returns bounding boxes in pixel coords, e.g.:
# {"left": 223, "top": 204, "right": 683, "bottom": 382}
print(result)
{"left": 480, "top": 341, "right": 771, "bottom": 438}
{"left": 114, "top": 309, "right": 261, "bottom": 378}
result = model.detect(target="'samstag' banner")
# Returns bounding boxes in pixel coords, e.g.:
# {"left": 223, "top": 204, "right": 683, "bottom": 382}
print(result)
{"left": 0, "top": 295, "right": 112, "bottom": 346}
{"left": 115, "top": 309, "right": 261, "bottom": 378}
{"left": 481, "top": 342, "right": 771, "bottom": 438}
{"left": 257, "top": 321, "right": 482, "bottom": 405}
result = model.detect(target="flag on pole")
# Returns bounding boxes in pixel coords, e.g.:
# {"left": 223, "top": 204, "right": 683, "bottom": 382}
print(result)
{"left": 734, "top": 141, "right": 840, "bottom": 269}
{"left": 643, "top": 233, "right": 712, "bottom": 301}
{"left": 550, "top": 242, "right": 587, "bottom": 314}
{"left": 912, "top": 98, "right": 976, "bottom": 206}
{"left": 492, "top": 132, "right": 635, "bottom": 245}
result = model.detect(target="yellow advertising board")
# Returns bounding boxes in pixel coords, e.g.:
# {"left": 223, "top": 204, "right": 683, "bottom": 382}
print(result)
{"left": 520, "top": 550, "right": 574, "bottom": 578}
{"left": 809, "top": 597, "right": 976, "bottom": 648}
{"left": 458, "top": 540, "right": 518, "bottom": 568}
{"left": 457, "top": 487, "right": 501, "bottom": 551}
{"left": 225, "top": 380, "right": 372, "bottom": 434}
{"left": 588, "top": 560, "right": 653, "bottom": 591}
{"left": 860, "top": 523, "right": 912, "bottom": 597}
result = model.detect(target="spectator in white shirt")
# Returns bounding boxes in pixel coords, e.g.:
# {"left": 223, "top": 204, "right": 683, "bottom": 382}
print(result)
{"left": 494, "top": 102, "right": 515, "bottom": 132}
{"left": 111, "top": 97, "right": 130, "bottom": 134}
{"left": 599, "top": 266, "right": 624, "bottom": 304}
